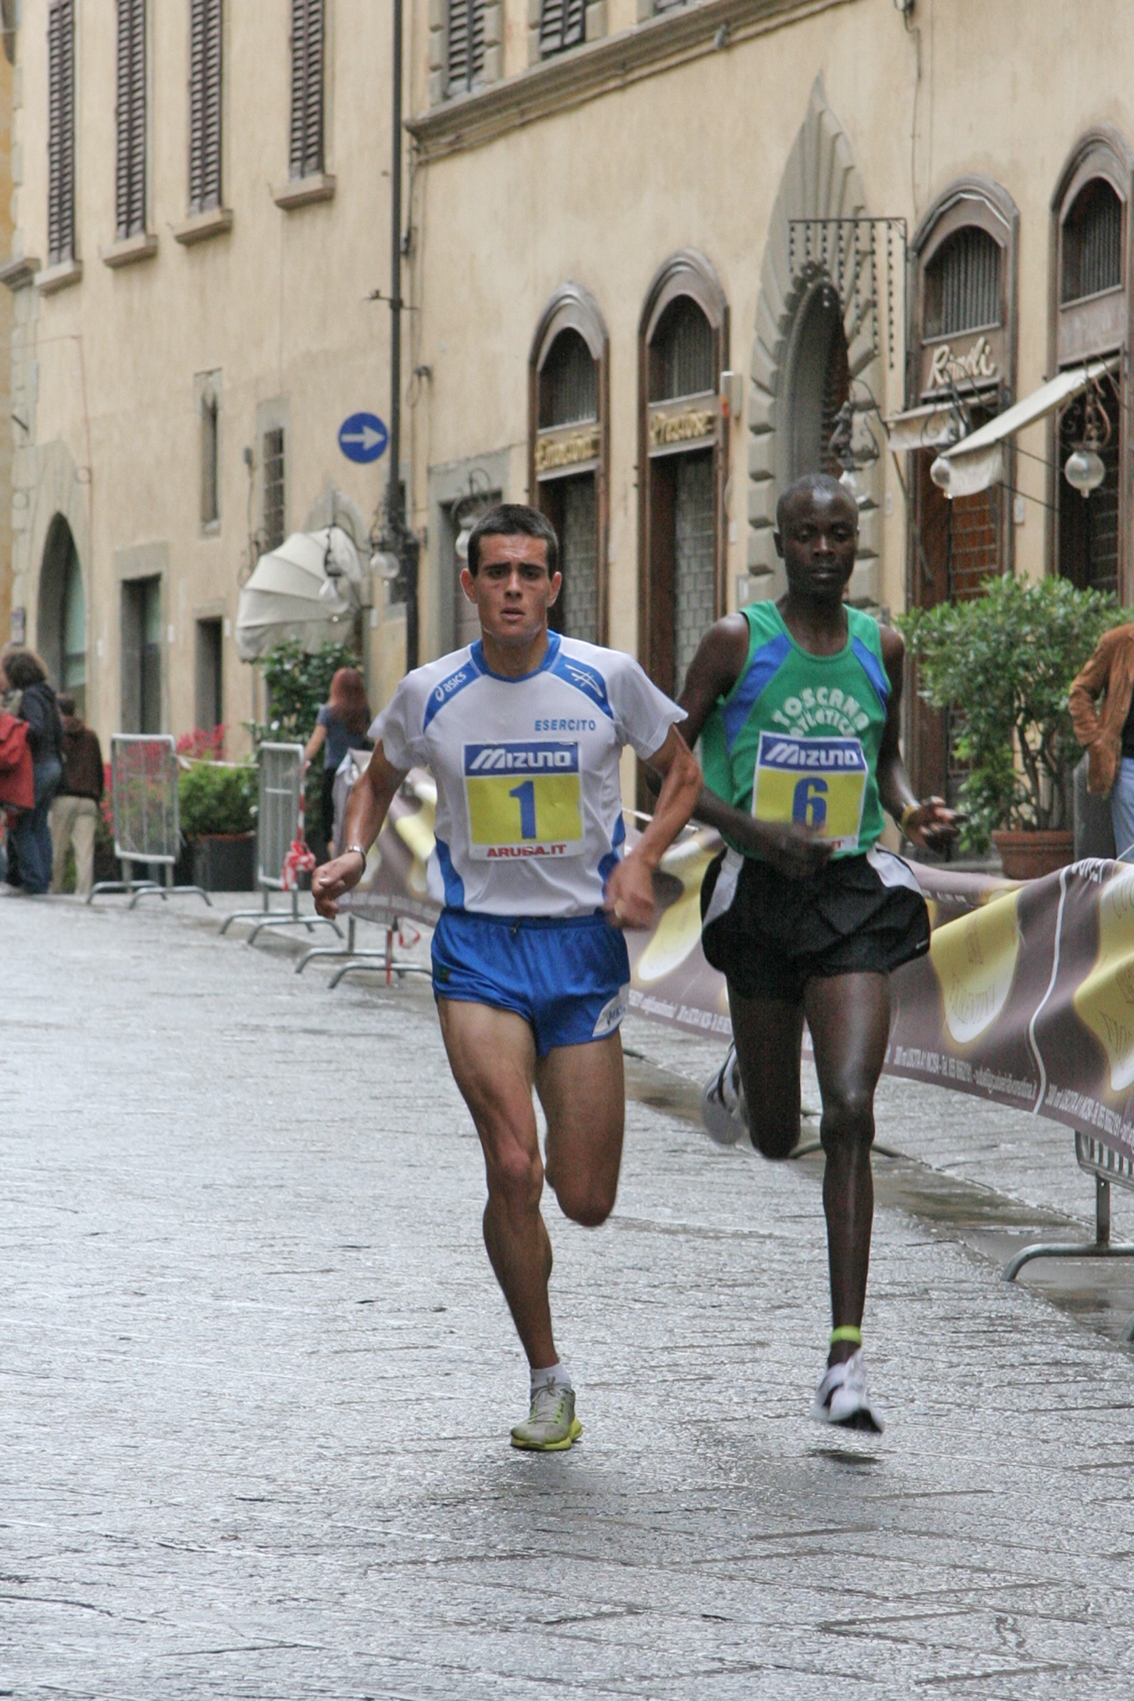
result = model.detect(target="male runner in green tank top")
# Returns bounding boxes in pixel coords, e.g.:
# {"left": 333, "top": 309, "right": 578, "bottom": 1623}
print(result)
{"left": 678, "top": 473, "right": 957, "bottom": 1431}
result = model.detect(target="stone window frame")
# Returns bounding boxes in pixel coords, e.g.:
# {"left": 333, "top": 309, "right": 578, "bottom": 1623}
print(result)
{"left": 1048, "top": 127, "right": 1134, "bottom": 588}
{"left": 907, "top": 176, "right": 1020, "bottom": 591}
{"left": 637, "top": 249, "right": 728, "bottom": 695}
{"left": 528, "top": 282, "right": 610, "bottom": 645}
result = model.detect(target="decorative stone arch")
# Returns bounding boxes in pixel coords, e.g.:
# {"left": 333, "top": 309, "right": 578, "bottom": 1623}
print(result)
{"left": 637, "top": 250, "right": 729, "bottom": 693}
{"left": 26, "top": 438, "right": 92, "bottom": 688}
{"left": 747, "top": 77, "right": 881, "bottom": 605}
{"left": 528, "top": 283, "right": 610, "bottom": 644}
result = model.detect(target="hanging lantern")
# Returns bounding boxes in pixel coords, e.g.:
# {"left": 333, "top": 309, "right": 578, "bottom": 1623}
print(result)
{"left": 929, "top": 455, "right": 953, "bottom": 495}
{"left": 1064, "top": 384, "right": 1111, "bottom": 499}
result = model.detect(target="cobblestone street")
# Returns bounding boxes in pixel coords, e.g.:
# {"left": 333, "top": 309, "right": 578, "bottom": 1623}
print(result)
{"left": 6, "top": 895, "right": 1134, "bottom": 1698}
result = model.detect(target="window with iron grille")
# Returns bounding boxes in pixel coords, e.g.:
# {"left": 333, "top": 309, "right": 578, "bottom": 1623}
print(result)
{"left": 263, "top": 428, "right": 286, "bottom": 552}
{"left": 925, "top": 227, "right": 1001, "bottom": 339}
{"left": 1062, "top": 179, "right": 1124, "bottom": 304}
{"left": 539, "top": 331, "right": 598, "bottom": 428}
{"left": 649, "top": 296, "right": 715, "bottom": 402}
{"left": 289, "top": 0, "right": 324, "bottom": 180}
{"left": 447, "top": 0, "right": 484, "bottom": 95}
{"left": 539, "top": 0, "right": 584, "bottom": 57}
{"left": 189, "top": 0, "right": 223, "bottom": 215}
{"left": 47, "top": 0, "right": 76, "bottom": 266}
{"left": 115, "top": 0, "right": 147, "bottom": 240}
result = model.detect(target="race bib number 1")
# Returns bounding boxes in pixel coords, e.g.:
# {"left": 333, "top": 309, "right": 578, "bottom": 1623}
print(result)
{"left": 752, "top": 731, "right": 867, "bottom": 853}
{"left": 464, "top": 741, "right": 584, "bottom": 860}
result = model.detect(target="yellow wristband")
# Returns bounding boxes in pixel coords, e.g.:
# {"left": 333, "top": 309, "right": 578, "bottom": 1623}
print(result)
{"left": 899, "top": 802, "right": 920, "bottom": 836}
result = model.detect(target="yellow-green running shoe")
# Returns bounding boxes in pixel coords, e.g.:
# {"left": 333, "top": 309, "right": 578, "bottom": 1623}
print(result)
{"left": 510, "top": 1383, "right": 583, "bottom": 1451}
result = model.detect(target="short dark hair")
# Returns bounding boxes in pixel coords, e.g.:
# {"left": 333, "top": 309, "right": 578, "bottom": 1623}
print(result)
{"left": 57, "top": 692, "right": 76, "bottom": 716}
{"left": 466, "top": 503, "right": 559, "bottom": 577}
{"left": 1, "top": 646, "right": 48, "bottom": 689}
{"left": 775, "top": 472, "right": 858, "bottom": 533}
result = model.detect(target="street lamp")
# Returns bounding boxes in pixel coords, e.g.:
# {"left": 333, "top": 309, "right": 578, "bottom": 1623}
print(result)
{"left": 1064, "top": 384, "right": 1110, "bottom": 499}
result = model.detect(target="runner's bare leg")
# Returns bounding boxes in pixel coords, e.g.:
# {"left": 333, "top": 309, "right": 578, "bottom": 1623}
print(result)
{"left": 803, "top": 971, "right": 890, "bottom": 1363}
{"left": 438, "top": 1001, "right": 624, "bottom": 1369}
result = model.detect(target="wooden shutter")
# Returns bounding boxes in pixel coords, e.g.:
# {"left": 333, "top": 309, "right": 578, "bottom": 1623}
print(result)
{"left": 447, "top": 0, "right": 483, "bottom": 94}
{"left": 116, "top": 0, "right": 146, "bottom": 240}
{"left": 289, "top": 0, "right": 324, "bottom": 180}
{"left": 189, "top": 0, "right": 223, "bottom": 214}
{"left": 47, "top": 0, "right": 75, "bottom": 265}
{"left": 539, "top": 0, "right": 583, "bottom": 55}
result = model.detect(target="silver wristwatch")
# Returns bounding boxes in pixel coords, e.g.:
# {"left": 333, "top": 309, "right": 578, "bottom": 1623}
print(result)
{"left": 344, "top": 843, "right": 368, "bottom": 867}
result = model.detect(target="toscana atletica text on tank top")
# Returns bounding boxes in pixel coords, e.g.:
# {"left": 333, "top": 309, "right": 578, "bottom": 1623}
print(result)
{"left": 700, "top": 601, "right": 890, "bottom": 860}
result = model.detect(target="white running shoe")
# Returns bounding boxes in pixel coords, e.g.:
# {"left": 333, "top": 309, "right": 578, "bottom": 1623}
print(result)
{"left": 811, "top": 1349, "right": 884, "bottom": 1433}
{"left": 701, "top": 1044, "right": 748, "bottom": 1146}
{"left": 510, "top": 1383, "right": 583, "bottom": 1451}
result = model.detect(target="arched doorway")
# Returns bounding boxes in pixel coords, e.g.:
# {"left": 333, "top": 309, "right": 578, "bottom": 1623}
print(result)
{"left": 784, "top": 279, "right": 850, "bottom": 482}
{"left": 36, "top": 514, "right": 87, "bottom": 715}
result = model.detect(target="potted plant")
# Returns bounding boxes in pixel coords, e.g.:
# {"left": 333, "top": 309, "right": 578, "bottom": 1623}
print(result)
{"left": 899, "top": 575, "right": 1121, "bottom": 879}
{"left": 178, "top": 755, "right": 258, "bottom": 890}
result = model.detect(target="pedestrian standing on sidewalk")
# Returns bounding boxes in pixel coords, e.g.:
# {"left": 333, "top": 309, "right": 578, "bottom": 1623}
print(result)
{"left": 0, "top": 647, "right": 64, "bottom": 896}
{"left": 313, "top": 504, "right": 701, "bottom": 1451}
{"left": 49, "top": 693, "right": 104, "bottom": 896}
{"left": 304, "top": 667, "right": 371, "bottom": 858}
{"left": 1069, "top": 620, "right": 1134, "bottom": 862}
{"left": 677, "top": 475, "right": 956, "bottom": 1432}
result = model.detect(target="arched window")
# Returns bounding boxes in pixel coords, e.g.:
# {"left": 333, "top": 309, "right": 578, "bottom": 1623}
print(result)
{"left": 925, "top": 226, "right": 1001, "bottom": 338}
{"left": 35, "top": 513, "right": 86, "bottom": 715}
{"left": 530, "top": 286, "right": 608, "bottom": 646}
{"left": 1062, "top": 179, "right": 1123, "bottom": 303}
{"left": 906, "top": 180, "right": 1018, "bottom": 804}
{"left": 1053, "top": 132, "right": 1133, "bottom": 598}
{"left": 639, "top": 252, "right": 727, "bottom": 700}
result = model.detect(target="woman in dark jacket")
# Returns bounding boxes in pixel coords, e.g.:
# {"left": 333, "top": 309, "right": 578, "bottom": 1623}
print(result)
{"left": 0, "top": 647, "right": 64, "bottom": 894}
{"left": 303, "top": 667, "right": 371, "bottom": 857}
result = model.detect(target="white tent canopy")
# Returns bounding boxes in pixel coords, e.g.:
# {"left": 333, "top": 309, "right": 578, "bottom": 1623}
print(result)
{"left": 931, "top": 357, "right": 1118, "bottom": 499}
{"left": 235, "top": 526, "right": 364, "bottom": 661}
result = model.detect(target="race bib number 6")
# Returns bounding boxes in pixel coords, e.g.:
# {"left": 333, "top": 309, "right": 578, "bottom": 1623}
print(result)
{"left": 752, "top": 731, "right": 867, "bottom": 853}
{"left": 464, "top": 741, "right": 584, "bottom": 860}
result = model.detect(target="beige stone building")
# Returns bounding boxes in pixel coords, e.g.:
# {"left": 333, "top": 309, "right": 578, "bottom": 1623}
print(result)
{"left": 6, "top": 0, "right": 1134, "bottom": 807}
{"left": 406, "top": 0, "right": 1134, "bottom": 801}
{"left": 4, "top": 0, "right": 398, "bottom": 749}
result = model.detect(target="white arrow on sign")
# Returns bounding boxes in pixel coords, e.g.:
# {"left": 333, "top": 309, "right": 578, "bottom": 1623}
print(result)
{"left": 341, "top": 424, "right": 385, "bottom": 451}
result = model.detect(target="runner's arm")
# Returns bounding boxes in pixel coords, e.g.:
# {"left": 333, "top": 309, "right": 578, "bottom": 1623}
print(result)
{"left": 603, "top": 725, "right": 701, "bottom": 929}
{"left": 876, "top": 625, "right": 957, "bottom": 851}
{"left": 311, "top": 741, "right": 408, "bottom": 918}
{"left": 676, "top": 616, "right": 833, "bottom": 879}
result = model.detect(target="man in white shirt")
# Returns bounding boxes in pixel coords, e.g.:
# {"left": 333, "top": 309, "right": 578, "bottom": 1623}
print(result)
{"left": 313, "top": 505, "right": 701, "bottom": 1450}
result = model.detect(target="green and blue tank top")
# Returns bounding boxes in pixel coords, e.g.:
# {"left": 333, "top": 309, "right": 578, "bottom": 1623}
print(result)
{"left": 700, "top": 601, "right": 890, "bottom": 860}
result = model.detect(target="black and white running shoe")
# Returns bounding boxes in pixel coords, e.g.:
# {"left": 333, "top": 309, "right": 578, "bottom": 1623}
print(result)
{"left": 811, "top": 1349, "right": 884, "bottom": 1434}
{"left": 701, "top": 1044, "right": 748, "bottom": 1146}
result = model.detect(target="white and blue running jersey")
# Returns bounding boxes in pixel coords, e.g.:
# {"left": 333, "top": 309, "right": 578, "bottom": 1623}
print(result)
{"left": 371, "top": 631, "right": 682, "bottom": 918}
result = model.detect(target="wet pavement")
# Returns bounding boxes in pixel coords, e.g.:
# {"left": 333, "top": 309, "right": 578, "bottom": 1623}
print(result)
{"left": 5, "top": 892, "right": 1134, "bottom": 1698}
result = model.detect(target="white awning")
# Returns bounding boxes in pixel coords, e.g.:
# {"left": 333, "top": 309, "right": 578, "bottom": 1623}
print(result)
{"left": 235, "top": 526, "right": 363, "bottom": 661}
{"left": 933, "top": 356, "right": 1118, "bottom": 499}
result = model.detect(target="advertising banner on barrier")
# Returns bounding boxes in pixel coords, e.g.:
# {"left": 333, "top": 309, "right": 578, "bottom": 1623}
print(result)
{"left": 336, "top": 760, "right": 1134, "bottom": 1162}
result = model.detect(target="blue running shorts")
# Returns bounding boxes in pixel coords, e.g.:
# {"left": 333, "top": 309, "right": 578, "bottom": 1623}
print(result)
{"left": 431, "top": 909, "right": 631, "bottom": 1057}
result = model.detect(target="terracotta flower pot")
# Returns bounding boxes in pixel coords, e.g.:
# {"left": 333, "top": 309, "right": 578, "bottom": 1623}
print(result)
{"left": 991, "top": 828, "right": 1075, "bottom": 881}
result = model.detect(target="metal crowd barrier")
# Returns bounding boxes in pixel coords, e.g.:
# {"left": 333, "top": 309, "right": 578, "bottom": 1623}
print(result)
{"left": 1003, "top": 1129, "right": 1134, "bottom": 1337}
{"left": 88, "top": 734, "right": 210, "bottom": 908}
{"left": 219, "top": 742, "right": 341, "bottom": 943}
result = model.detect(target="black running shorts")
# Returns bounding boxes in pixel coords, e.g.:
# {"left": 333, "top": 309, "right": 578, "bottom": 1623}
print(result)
{"left": 700, "top": 846, "right": 930, "bottom": 1005}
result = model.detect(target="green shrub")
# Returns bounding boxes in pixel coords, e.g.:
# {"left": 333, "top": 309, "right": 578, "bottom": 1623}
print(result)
{"left": 899, "top": 575, "right": 1124, "bottom": 853}
{"left": 178, "top": 762, "right": 257, "bottom": 837}
{"left": 253, "top": 637, "right": 358, "bottom": 746}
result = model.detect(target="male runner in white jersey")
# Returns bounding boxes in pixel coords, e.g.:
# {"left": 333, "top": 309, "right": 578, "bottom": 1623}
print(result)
{"left": 313, "top": 504, "right": 701, "bottom": 1451}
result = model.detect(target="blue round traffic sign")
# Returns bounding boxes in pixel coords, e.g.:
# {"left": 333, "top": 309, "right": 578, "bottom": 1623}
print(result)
{"left": 338, "top": 412, "right": 389, "bottom": 464}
